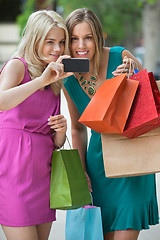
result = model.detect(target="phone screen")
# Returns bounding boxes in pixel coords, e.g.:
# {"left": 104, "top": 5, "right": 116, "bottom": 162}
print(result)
{"left": 62, "top": 58, "right": 89, "bottom": 73}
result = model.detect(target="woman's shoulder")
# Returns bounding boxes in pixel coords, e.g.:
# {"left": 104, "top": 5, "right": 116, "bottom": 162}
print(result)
{"left": 0, "top": 58, "right": 26, "bottom": 87}
{"left": 109, "top": 46, "right": 126, "bottom": 53}
{"left": 1, "top": 58, "right": 25, "bottom": 76}
{"left": 103, "top": 46, "right": 126, "bottom": 57}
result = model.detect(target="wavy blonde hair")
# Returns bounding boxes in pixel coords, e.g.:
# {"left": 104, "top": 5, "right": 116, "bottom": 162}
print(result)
{"left": 13, "top": 10, "right": 69, "bottom": 95}
{"left": 65, "top": 8, "right": 104, "bottom": 75}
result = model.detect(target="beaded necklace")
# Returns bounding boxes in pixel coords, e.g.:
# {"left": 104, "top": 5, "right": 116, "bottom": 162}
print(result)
{"left": 77, "top": 72, "right": 98, "bottom": 96}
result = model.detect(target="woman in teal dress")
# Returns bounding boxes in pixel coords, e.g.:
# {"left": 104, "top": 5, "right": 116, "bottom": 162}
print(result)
{"left": 63, "top": 8, "right": 159, "bottom": 240}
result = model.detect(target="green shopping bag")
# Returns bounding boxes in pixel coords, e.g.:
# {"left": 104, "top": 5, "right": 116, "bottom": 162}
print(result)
{"left": 50, "top": 148, "right": 92, "bottom": 210}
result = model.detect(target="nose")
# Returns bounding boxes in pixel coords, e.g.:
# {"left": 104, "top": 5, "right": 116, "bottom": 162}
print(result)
{"left": 78, "top": 39, "right": 85, "bottom": 48}
{"left": 54, "top": 43, "right": 61, "bottom": 52}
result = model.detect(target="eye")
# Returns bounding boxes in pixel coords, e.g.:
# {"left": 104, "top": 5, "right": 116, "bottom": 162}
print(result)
{"left": 60, "top": 40, "right": 65, "bottom": 44}
{"left": 86, "top": 36, "right": 92, "bottom": 40}
{"left": 71, "top": 37, "right": 78, "bottom": 41}
{"left": 47, "top": 40, "right": 54, "bottom": 44}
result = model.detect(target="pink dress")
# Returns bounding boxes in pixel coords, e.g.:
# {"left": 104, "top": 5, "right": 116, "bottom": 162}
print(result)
{"left": 0, "top": 58, "right": 60, "bottom": 226}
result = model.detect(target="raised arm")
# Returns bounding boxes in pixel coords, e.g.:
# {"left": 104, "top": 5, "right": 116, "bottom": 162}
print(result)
{"left": 0, "top": 57, "right": 72, "bottom": 111}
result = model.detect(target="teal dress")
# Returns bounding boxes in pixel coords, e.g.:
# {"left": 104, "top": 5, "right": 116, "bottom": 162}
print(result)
{"left": 64, "top": 47, "right": 159, "bottom": 232}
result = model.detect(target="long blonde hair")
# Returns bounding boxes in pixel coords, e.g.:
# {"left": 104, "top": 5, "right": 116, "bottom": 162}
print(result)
{"left": 65, "top": 8, "right": 104, "bottom": 75}
{"left": 13, "top": 10, "right": 69, "bottom": 95}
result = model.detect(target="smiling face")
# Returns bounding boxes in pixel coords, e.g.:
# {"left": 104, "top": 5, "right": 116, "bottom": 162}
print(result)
{"left": 41, "top": 27, "right": 65, "bottom": 65}
{"left": 70, "top": 21, "right": 96, "bottom": 64}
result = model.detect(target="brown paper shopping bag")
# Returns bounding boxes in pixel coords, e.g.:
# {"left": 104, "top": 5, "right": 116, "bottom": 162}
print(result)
{"left": 101, "top": 126, "right": 160, "bottom": 178}
{"left": 79, "top": 73, "right": 139, "bottom": 133}
{"left": 101, "top": 80, "right": 160, "bottom": 178}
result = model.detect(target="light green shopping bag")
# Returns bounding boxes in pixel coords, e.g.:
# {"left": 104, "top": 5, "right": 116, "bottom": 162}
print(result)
{"left": 50, "top": 149, "right": 91, "bottom": 210}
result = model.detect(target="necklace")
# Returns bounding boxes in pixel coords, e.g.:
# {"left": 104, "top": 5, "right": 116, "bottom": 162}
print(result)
{"left": 77, "top": 73, "right": 98, "bottom": 96}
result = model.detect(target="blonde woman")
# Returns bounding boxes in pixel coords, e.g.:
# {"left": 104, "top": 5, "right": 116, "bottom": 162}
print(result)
{"left": 64, "top": 8, "right": 159, "bottom": 240}
{"left": 0, "top": 10, "right": 72, "bottom": 240}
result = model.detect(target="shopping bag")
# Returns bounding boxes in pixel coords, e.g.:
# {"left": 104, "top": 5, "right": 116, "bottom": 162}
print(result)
{"left": 101, "top": 126, "right": 160, "bottom": 178}
{"left": 122, "top": 70, "right": 160, "bottom": 138}
{"left": 79, "top": 73, "right": 139, "bottom": 133}
{"left": 50, "top": 149, "right": 91, "bottom": 210}
{"left": 65, "top": 205, "right": 103, "bottom": 240}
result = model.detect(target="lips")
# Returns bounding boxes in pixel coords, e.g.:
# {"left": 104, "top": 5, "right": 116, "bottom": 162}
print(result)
{"left": 76, "top": 51, "right": 88, "bottom": 56}
{"left": 50, "top": 54, "right": 60, "bottom": 58}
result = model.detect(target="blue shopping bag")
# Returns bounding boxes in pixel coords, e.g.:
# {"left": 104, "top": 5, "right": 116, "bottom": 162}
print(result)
{"left": 65, "top": 205, "right": 103, "bottom": 240}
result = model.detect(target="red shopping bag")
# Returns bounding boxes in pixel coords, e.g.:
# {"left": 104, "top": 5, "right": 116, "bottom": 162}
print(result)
{"left": 79, "top": 73, "right": 139, "bottom": 133}
{"left": 122, "top": 69, "right": 160, "bottom": 138}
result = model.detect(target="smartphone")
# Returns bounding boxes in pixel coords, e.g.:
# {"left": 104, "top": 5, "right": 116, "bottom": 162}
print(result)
{"left": 62, "top": 58, "right": 89, "bottom": 73}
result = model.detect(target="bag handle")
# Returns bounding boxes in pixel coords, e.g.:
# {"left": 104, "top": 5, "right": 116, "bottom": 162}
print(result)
{"left": 130, "top": 59, "right": 139, "bottom": 74}
{"left": 90, "top": 192, "right": 94, "bottom": 206}
{"left": 54, "top": 135, "right": 72, "bottom": 150}
{"left": 120, "top": 58, "right": 139, "bottom": 78}
{"left": 65, "top": 135, "right": 72, "bottom": 149}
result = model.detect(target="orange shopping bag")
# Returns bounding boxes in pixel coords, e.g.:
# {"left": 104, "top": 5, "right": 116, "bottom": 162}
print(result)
{"left": 79, "top": 73, "right": 139, "bottom": 133}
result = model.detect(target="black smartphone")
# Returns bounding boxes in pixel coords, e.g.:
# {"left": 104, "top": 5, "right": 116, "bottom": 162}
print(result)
{"left": 62, "top": 58, "right": 89, "bottom": 73}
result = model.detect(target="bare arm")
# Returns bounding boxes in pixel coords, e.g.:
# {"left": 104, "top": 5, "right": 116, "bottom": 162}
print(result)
{"left": 122, "top": 49, "right": 143, "bottom": 70}
{"left": 48, "top": 114, "right": 67, "bottom": 149}
{"left": 63, "top": 86, "right": 87, "bottom": 168}
{"left": 63, "top": 86, "right": 92, "bottom": 191}
{"left": 112, "top": 49, "right": 143, "bottom": 77}
{"left": 0, "top": 57, "right": 72, "bottom": 111}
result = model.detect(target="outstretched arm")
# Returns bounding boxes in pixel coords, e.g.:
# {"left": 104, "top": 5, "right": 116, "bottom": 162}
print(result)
{"left": 0, "top": 56, "right": 72, "bottom": 111}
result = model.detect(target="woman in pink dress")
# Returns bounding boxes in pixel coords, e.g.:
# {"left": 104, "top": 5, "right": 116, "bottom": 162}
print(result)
{"left": 0, "top": 10, "right": 72, "bottom": 240}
